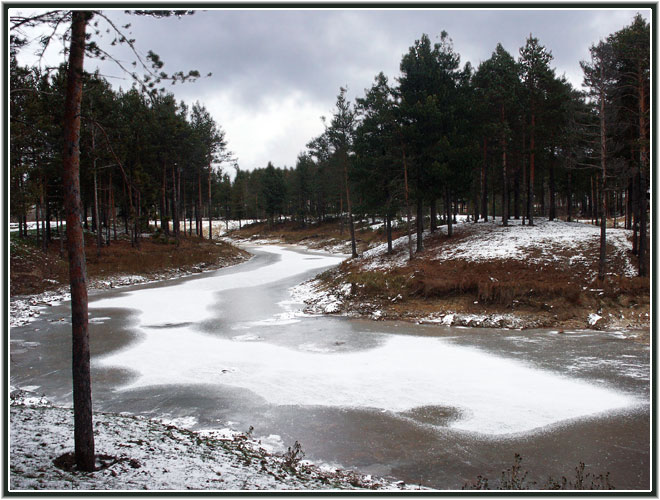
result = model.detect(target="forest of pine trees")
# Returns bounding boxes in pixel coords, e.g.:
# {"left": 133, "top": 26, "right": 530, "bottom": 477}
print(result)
{"left": 10, "top": 52, "right": 233, "bottom": 250}
{"left": 10, "top": 14, "right": 649, "bottom": 275}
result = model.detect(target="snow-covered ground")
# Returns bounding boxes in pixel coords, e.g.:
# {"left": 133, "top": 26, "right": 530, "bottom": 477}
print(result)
{"left": 291, "top": 217, "right": 648, "bottom": 331}
{"left": 9, "top": 221, "right": 50, "bottom": 232}
{"left": 362, "top": 218, "right": 636, "bottom": 278}
{"left": 154, "top": 218, "right": 261, "bottom": 239}
{"left": 9, "top": 391, "right": 415, "bottom": 491}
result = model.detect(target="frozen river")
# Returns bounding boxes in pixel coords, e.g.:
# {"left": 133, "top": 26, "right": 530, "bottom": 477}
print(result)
{"left": 10, "top": 245, "right": 650, "bottom": 489}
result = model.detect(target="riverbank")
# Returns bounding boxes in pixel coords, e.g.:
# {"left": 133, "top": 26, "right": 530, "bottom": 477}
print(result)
{"left": 10, "top": 234, "right": 250, "bottom": 328}
{"left": 9, "top": 242, "right": 648, "bottom": 491}
{"left": 9, "top": 390, "right": 416, "bottom": 491}
{"left": 266, "top": 218, "right": 650, "bottom": 337}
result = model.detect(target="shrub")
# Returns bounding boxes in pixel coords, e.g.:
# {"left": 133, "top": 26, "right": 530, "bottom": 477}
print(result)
{"left": 463, "top": 454, "right": 614, "bottom": 490}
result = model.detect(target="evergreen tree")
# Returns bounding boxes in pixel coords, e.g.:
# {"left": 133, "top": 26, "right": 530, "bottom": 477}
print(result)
{"left": 519, "top": 35, "right": 553, "bottom": 226}
{"left": 354, "top": 72, "right": 402, "bottom": 253}
{"left": 474, "top": 44, "right": 520, "bottom": 226}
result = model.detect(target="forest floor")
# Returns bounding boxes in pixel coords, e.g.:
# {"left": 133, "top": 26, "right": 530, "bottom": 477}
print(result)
{"left": 229, "top": 216, "right": 650, "bottom": 338}
{"left": 8, "top": 390, "right": 418, "bottom": 491}
{"left": 9, "top": 230, "right": 250, "bottom": 327}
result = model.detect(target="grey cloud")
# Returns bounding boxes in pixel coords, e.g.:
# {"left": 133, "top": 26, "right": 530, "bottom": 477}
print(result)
{"left": 80, "top": 8, "right": 649, "bottom": 168}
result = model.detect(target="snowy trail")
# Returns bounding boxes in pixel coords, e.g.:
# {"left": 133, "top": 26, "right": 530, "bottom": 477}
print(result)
{"left": 90, "top": 245, "right": 638, "bottom": 436}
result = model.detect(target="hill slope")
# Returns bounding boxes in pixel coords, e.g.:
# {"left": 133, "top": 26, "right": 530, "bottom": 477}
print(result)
{"left": 292, "top": 218, "right": 649, "bottom": 334}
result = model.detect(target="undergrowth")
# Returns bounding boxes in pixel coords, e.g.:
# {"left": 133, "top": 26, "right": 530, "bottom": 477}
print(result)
{"left": 463, "top": 454, "right": 614, "bottom": 490}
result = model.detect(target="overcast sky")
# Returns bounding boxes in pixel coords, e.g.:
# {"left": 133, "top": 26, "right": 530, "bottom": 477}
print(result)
{"left": 11, "top": 6, "right": 650, "bottom": 174}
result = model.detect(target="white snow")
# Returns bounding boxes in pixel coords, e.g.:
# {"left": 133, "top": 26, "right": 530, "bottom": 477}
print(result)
{"left": 152, "top": 218, "right": 260, "bottom": 238}
{"left": 9, "top": 402, "right": 415, "bottom": 491}
{"left": 90, "top": 244, "right": 638, "bottom": 437}
{"left": 361, "top": 218, "right": 637, "bottom": 277}
{"left": 89, "top": 246, "right": 344, "bottom": 327}
{"left": 588, "top": 313, "right": 603, "bottom": 326}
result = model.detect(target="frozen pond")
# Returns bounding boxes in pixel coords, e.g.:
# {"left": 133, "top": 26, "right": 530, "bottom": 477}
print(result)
{"left": 10, "top": 245, "right": 650, "bottom": 489}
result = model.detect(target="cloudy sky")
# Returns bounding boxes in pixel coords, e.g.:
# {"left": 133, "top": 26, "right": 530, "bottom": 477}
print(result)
{"left": 12, "top": 6, "right": 650, "bottom": 174}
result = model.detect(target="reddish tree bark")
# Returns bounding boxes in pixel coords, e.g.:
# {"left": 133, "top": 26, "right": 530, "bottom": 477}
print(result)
{"left": 62, "top": 10, "right": 95, "bottom": 472}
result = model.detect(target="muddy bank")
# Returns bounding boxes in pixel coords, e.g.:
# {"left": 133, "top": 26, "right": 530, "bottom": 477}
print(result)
{"left": 295, "top": 274, "right": 649, "bottom": 340}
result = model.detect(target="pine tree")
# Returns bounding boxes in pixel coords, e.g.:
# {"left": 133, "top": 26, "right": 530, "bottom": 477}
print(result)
{"left": 327, "top": 87, "right": 359, "bottom": 258}
{"left": 519, "top": 35, "right": 553, "bottom": 226}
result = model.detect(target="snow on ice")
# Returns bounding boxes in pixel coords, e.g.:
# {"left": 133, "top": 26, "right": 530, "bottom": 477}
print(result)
{"left": 89, "top": 246, "right": 638, "bottom": 437}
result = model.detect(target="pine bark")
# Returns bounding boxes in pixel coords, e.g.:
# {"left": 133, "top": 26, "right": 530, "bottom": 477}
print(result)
{"left": 501, "top": 109, "right": 508, "bottom": 227}
{"left": 402, "top": 148, "right": 414, "bottom": 260}
{"left": 416, "top": 197, "right": 424, "bottom": 253}
{"left": 62, "top": 10, "right": 95, "bottom": 472}
{"left": 160, "top": 161, "right": 169, "bottom": 236}
{"left": 637, "top": 67, "right": 649, "bottom": 277}
{"left": 528, "top": 112, "right": 535, "bottom": 226}
{"left": 481, "top": 138, "right": 488, "bottom": 221}
{"left": 208, "top": 168, "right": 212, "bottom": 241}
{"left": 597, "top": 73, "right": 607, "bottom": 282}
{"left": 430, "top": 198, "right": 437, "bottom": 232}
{"left": 386, "top": 213, "right": 393, "bottom": 254}
{"left": 343, "top": 158, "right": 358, "bottom": 258}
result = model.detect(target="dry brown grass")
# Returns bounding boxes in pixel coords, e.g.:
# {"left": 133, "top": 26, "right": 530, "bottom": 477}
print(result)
{"left": 405, "top": 260, "right": 584, "bottom": 305}
{"left": 10, "top": 232, "right": 247, "bottom": 297}
{"left": 323, "top": 224, "right": 650, "bottom": 331}
{"left": 233, "top": 218, "right": 407, "bottom": 253}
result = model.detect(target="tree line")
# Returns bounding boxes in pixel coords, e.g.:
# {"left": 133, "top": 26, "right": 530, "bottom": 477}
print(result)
{"left": 11, "top": 51, "right": 233, "bottom": 253}
{"left": 226, "top": 15, "right": 649, "bottom": 276}
{"left": 10, "top": 14, "right": 649, "bottom": 271}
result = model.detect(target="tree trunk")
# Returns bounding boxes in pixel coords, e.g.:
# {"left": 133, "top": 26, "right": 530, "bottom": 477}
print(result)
{"left": 514, "top": 160, "right": 521, "bottom": 220}
{"left": 416, "top": 196, "right": 423, "bottom": 253}
{"left": 339, "top": 192, "right": 344, "bottom": 235}
{"left": 160, "top": 161, "right": 169, "bottom": 236}
{"left": 208, "top": 167, "right": 212, "bottom": 241}
{"left": 567, "top": 171, "right": 573, "bottom": 222}
{"left": 197, "top": 171, "right": 202, "bottom": 238}
{"left": 638, "top": 171, "right": 648, "bottom": 276}
{"left": 343, "top": 158, "right": 358, "bottom": 258}
{"left": 501, "top": 149, "right": 508, "bottom": 227}
{"left": 597, "top": 76, "right": 607, "bottom": 282}
{"left": 446, "top": 187, "right": 453, "bottom": 237}
{"left": 93, "top": 154, "right": 102, "bottom": 256}
{"left": 83, "top": 200, "right": 88, "bottom": 230}
{"left": 430, "top": 198, "right": 437, "bottom": 232}
{"left": 45, "top": 185, "right": 51, "bottom": 245}
{"left": 481, "top": 138, "right": 488, "bottom": 221}
{"left": 549, "top": 159, "right": 556, "bottom": 221}
{"left": 500, "top": 108, "right": 508, "bottom": 227}
{"left": 62, "top": 10, "right": 94, "bottom": 472}
{"left": 402, "top": 148, "right": 414, "bottom": 261}
{"left": 386, "top": 213, "right": 393, "bottom": 255}
{"left": 637, "top": 67, "right": 649, "bottom": 277}
{"left": 172, "top": 166, "right": 179, "bottom": 245}
{"left": 35, "top": 199, "right": 41, "bottom": 246}
{"left": 528, "top": 112, "right": 535, "bottom": 226}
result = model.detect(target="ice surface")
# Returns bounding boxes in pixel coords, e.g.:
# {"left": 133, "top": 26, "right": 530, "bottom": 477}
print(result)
{"left": 93, "top": 246, "right": 637, "bottom": 437}
{"left": 89, "top": 246, "right": 344, "bottom": 327}
{"left": 97, "top": 330, "right": 636, "bottom": 435}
